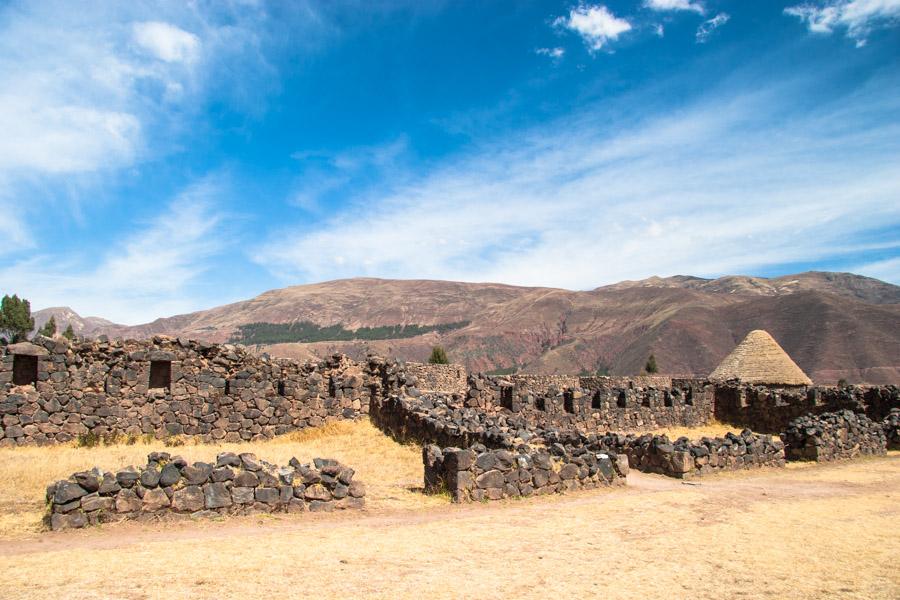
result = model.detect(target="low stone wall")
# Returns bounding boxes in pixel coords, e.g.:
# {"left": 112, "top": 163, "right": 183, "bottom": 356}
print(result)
{"left": 781, "top": 410, "right": 887, "bottom": 462}
{"left": 885, "top": 408, "right": 900, "bottom": 450}
{"left": 423, "top": 442, "right": 627, "bottom": 502}
{"left": 598, "top": 430, "right": 785, "bottom": 479}
{"left": 45, "top": 452, "right": 365, "bottom": 530}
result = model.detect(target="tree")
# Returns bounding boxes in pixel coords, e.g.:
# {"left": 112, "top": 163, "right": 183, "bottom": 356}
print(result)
{"left": 0, "top": 294, "right": 34, "bottom": 343}
{"left": 62, "top": 324, "right": 76, "bottom": 341}
{"left": 428, "top": 346, "right": 449, "bottom": 365}
{"left": 644, "top": 354, "right": 659, "bottom": 374}
{"left": 38, "top": 316, "right": 57, "bottom": 337}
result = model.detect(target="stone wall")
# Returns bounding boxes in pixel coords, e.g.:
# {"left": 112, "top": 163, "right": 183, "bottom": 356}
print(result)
{"left": 400, "top": 362, "right": 467, "bottom": 395}
{"left": 0, "top": 335, "right": 374, "bottom": 446}
{"left": 46, "top": 451, "right": 365, "bottom": 530}
{"left": 423, "top": 442, "right": 627, "bottom": 502}
{"left": 596, "top": 430, "right": 785, "bottom": 479}
{"left": 781, "top": 410, "right": 887, "bottom": 462}
{"left": 462, "top": 373, "right": 713, "bottom": 432}
{"left": 714, "top": 382, "right": 899, "bottom": 433}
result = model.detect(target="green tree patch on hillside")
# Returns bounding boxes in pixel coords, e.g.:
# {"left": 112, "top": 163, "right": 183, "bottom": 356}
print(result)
{"left": 229, "top": 320, "right": 469, "bottom": 345}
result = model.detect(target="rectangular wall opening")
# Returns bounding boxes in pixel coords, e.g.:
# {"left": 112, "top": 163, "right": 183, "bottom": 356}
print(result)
{"left": 563, "top": 390, "right": 576, "bottom": 414}
{"left": 224, "top": 379, "right": 231, "bottom": 395}
{"left": 685, "top": 388, "right": 694, "bottom": 406}
{"left": 616, "top": 390, "right": 627, "bottom": 408}
{"left": 664, "top": 391, "right": 673, "bottom": 407}
{"left": 591, "top": 391, "right": 602, "bottom": 410}
{"left": 277, "top": 381, "right": 286, "bottom": 396}
{"left": 535, "top": 396, "right": 547, "bottom": 411}
{"left": 12, "top": 354, "right": 38, "bottom": 386}
{"left": 499, "top": 386, "right": 513, "bottom": 410}
{"left": 149, "top": 360, "right": 172, "bottom": 390}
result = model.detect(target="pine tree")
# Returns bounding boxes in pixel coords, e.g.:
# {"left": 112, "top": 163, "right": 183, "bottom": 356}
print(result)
{"left": 644, "top": 354, "right": 659, "bottom": 374}
{"left": 0, "top": 294, "right": 35, "bottom": 343}
{"left": 63, "top": 324, "right": 76, "bottom": 341}
{"left": 38, "top": 316, "right": 57, "bottom": 337}
{"left": 428, "top": 346, "right": 449, "bottom": 364}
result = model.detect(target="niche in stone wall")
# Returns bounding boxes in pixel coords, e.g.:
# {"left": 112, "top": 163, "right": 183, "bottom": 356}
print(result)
{"left": 685, "top": 388, "right": 694, "bottom": 406}
{"left": 616, "top": 390, "right": 627, "bottom": 408}
{"left": 563, "top": 390, "right": 576, "bottom": 414}
{"left": 664, "top": 391, "right": 673, "bottom": 407}
{"left": 224, "top": 379, "right": 231, "bottom": 395}
{"left": 591, "top": 391, "right": 602, "bottom": 410}
{"left": 149, "top": 360, "right": 172, "bottom": 390}
{"left": 536, "top": 396, "right": 547, "bottom": 411}
{"left": 278, "top": 381, "right": 286, "bottom": 396}
{"left": 641, "top": 392, "right": 651, "bottom": 408}
{"left": 500, "top": 386, "right": 513, "bottom": 410}
{"left": 12, "top": 354, "right": 38, "bottom": 386}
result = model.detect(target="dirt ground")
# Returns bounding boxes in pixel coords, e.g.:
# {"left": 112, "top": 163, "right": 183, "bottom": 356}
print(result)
{"left": 0, "top": 425, "right": 897, "bottom": 600}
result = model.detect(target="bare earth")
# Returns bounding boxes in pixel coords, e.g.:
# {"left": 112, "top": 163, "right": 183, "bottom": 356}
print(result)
{"left": 0, "top": 424, "right": 897, "bottom": 599}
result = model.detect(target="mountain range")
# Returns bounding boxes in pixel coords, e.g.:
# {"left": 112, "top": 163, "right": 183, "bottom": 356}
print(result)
{"left": 32, "top": 271, "right": 900, "bottom": 384}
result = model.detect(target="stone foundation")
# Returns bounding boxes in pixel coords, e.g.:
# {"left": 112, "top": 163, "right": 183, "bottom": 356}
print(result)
{"left": 45, "top": 452, "right": 365, "bottom": 530}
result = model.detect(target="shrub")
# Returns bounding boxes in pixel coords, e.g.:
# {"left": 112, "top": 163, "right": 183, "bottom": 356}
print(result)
{"left": 645, "top": 354, "right": 659, "bottom": 374}
{"left": 428, "top": 346, "right": 449, "bottom": 364}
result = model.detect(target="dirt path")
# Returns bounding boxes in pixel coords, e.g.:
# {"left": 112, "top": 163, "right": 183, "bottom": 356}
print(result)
{"left": 1, "top": 457, "right": 898, "bottom": 600}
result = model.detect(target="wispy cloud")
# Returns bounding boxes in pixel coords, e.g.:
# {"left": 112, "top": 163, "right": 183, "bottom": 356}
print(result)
{"left": 0, "top": 178, "right": 229, "bottom": 324}
{"left": 254, "top": 72, "right": 900, "bottom": 288}
{"left": 536, "top": 47, "right": 566, "bottom": 59}
{"left": 644, "top": 0, "right": 705, "bottom": 15}
{"left": 785, "top": 0, "right": 900, "bottom": 46}
{"left": 132, "top": 21, "right": 201, "bottom": 63}
{"left": 554, "top": 4, "right": 632, "bottom": 52}
{"left": 696, "top": 13, "right": 730, "bottom": 43}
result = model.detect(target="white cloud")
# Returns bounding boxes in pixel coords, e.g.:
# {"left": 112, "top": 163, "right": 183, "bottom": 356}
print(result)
{"left": 555, "top": 5, "right": 632, "bottom": 51}
{"left": 644, "top": 0, "right": 705, "bottom": 14}
{"left": 536, "top": 47, "right": 566, "bottom": 59}
{"left": 133, "top": 21, "right": 200, "bottom": 63}
{"left": 654, "top": 24, "right": 666, "bottom": 37}
{"left": 0, "top": 178, "right": 228, "bottom": 324}
{"left": 696, "top": 13, "right": 730, "bottom": 42}
{"left": 785, "top": 0, "right": 900, "bottom": 45}
{"left": 254, "top": 74, "right": 900, "bottom": 288}
{"left": 853, "top": 256, "right": 900, "bottom": 284}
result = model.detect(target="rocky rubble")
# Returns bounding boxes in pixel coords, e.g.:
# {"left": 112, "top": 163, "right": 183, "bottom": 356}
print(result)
{"left": 46, "top": 452, "right": 365, "bottom": 530}
{"left": 781, "top": 410, "right": 887, "bottom": 461}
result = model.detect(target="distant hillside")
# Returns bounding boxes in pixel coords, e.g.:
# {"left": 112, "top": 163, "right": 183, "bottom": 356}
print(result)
{"left": 32, "top": 272, "right": 900, "bottom": 384}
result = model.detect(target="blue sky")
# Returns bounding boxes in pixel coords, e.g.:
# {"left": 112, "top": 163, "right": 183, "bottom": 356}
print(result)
{"left": 0, "top": 0, "right": 898, "bottom": 324}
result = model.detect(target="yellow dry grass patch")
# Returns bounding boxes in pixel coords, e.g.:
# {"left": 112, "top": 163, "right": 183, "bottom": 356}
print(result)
{"left": 645, "top": 418, "right": 767, "bottom": 441}
{"left": 0, "top": 420, "right": 441, "bottom": 538}
{"left": 0, "top": 456, "right": 897, "bottom": 599}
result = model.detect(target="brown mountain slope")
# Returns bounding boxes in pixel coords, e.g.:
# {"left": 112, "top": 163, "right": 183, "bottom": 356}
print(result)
{"left": 32, "top": 272, "right": 900, "bottom": 384}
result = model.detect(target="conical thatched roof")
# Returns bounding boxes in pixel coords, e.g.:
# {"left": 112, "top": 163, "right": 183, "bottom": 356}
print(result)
{"left": 709, "top": 330, "right": 812, "bottom": 386}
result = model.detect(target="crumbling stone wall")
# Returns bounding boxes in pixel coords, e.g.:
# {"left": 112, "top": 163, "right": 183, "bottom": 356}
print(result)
{"left": 0, "top": 336, "right": 374, "bottom": 446}
{"left": 423, "top": 442, "right": 627, "bottom": 502}
{"left": 596, "top": 430, "right": 785, "bottom": 479}
{"left": 781, "top": 410, "right": 887, "bottom": 462}
{"left": 46, "top": 451, "right": 365, "bottom": 530}
{"left": 714, "top": 382, "right": 899, "bottom": 433}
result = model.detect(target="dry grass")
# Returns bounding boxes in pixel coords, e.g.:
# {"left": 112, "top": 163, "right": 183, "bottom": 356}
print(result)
{"left": 0, "top": 455, "right": 897, "bottom": 599}
{"left": 0, "top": 420, "right": 441, "bottom": 538}
{"left": 645, "top": 418, "right": 764, "bottom": 441}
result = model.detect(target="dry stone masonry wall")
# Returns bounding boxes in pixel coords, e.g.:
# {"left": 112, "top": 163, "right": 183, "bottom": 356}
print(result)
{"left": 781, "top": 410, "right": 887, "bottom": 462}
{"left": 0, "top": 335, "right": 375, "bottom": 446}
{"left": 596, "top": 430, "right": 785, "bottom": 479}
{"left": 884, "top": 408, "right": 900, "bottom": 450}
{"left": 46, "top": 451, "right": 365, "bottom": 530}
{"left": 423, "top": 442, "right": 627, "bottom": 502}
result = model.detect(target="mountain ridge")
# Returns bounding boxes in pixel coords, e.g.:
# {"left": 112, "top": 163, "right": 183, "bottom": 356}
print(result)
{"left": 30, "top": 271, "right": 900, "bottom": 384}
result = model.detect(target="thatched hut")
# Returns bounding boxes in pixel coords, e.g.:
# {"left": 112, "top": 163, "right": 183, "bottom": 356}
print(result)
{"left": 709, "top": 329, "right": 813, "bottom": 386}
